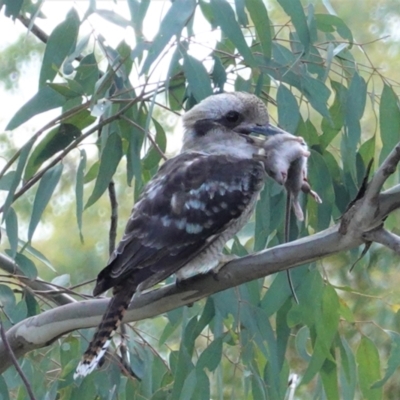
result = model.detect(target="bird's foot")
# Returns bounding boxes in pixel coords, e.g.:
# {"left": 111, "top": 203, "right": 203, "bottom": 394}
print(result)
{"left": 211, "top": 254, "right": 239, "bottom": 281}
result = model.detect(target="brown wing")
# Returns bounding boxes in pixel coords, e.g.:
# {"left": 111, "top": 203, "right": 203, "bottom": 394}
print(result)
{"left": 93, "top": 152, "right": 265, "bottom": 296}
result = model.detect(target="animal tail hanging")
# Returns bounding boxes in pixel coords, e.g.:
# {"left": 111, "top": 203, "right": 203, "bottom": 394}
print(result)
{"left": 74, "top": 286, "right": 135, "bottom": 378}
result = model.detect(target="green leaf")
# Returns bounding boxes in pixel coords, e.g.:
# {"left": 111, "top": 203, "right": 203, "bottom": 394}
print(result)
{"left": 277, "top": 0, "right": 310, "bottom": 53}
{"left": 4, "top": 0, "right": 23, "bottom": 18}
{"left": 6, "top": 86, "right": 66, "bottom": 130}
{"left": 197, "top": 337, "right": 223, "bottom": 372}
{"left": 357, "top": 336, "right": 382, "bottom": 400}
{"left": 39, "top": 8, "right": 80, "bottom": 87}
{"left": 183, "top": 52, "right": 213, "bottom": 103}
{"left": 320, "top": 351, "right": 339, "bottom": 400}
{"left": 211, "top": 56, "right": 227, "bottom": 91}
{"left": 245, "top": 0, "right": 272, "bottom": 59}
{"left": 345, "top": 72, "right": 366, "bottom": 152}
{"left": 75, "top": 53, "right": 100, "bottom": 96}
{"left": 0, "top": 374, "right": 10, "bottom": 400}
{"left": 28, "top": 163, "right": 63, "bottom": 241}
{"left": 24, "top": 123, "right": 81, "bottom": 181}
{"left": 277, "top": 84, "right": 300, "bottom": 133}
{"left": 315, "top": 14, "right": 353, "bottom": 44}
{"left": 295, "top": 326, "right": 311, "bottom": 361}
{"left": 210, "top": 0, "right": 256, "bottom": 67}
{"left": 379, "top": 84, "right": 400, "bottom": 164}
{"left": 85, "top": 131, "right": 123, "bottom": 208}
{"left": 338, "top": 337, "right": 357, "bottom": 400}
{"left": 2, "top": 138, "right": 35, "bottom": 221}
{"left": 96, "top": 9, "right": 131, "bottom": 27}
{"left": 301, "top": 284, "right": 339, "bottom": 384}
{"left": 0, "top": 172, "right": 16, "bottom": 191}
{"left": 372, "top": 331, "right": 400, "bottom": 388}
{"left": 141, "top": 0, "right": 196, "bottom": 74}
{"left": 0, "top": 284, "right": 16, "bottom": 317}
{"left": 47, "top": 81, "right": 84, "bottom": 99}
{"left": 321, "top": 80, "right": 345, "bottom": 149}
{"left": 5, "top": 207, "right": 18, "bottom": 258}
{"left": 76, "top": 149, "right": 86, "bottom": 242}
{"left": 307, "top": 150, "right": 334, "bottom": 231}
{"left": 83, "top": 161, "right": 99, "bottom": 184}
{"left": 178, "top": 369, "right": 197, "bottom": 400}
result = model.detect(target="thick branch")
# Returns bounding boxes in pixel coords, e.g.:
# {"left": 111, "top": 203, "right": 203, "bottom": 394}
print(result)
{"left": 0, "top": 223, "right": 357, "bottom": 374}
{"left": 363, "top": 228, "right": 400, "bottom": 255}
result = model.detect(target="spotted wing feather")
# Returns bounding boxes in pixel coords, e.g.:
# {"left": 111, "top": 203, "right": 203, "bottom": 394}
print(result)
{"left": 94, "top": 152, "right": 265, "bottom": 295}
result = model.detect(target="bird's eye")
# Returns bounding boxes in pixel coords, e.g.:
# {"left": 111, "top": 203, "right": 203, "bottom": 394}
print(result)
{"left": 225, "top": 111, "right": 241, "bottom": 123}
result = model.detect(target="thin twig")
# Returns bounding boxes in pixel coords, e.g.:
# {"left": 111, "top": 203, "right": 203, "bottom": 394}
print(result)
{"left": 0, "top": 321, "right": 37, "bottom": 400}
{"left": 120, "top": 115, "right": 167, "bottom": 160}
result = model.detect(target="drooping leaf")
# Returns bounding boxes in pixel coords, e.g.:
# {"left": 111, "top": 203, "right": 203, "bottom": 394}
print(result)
{"left": 197, "top": 337, "right": 223, "bottom": 372}
{"left": 6, "top": 86, "right": 66, "bottom": 130}
{"left": 315, "top": 14, "right": 353, "bottom": 45}
{"left": 379, "top": 84, "right": 400, "bottom": 164}
{"left": 141, "top": 0, "right": 196, "bottom": 74}
{"left": 5, "top": 207, "right": 18, "bottom": 258}
{"left": 320, "top": 350, "right": 339, "bottom": 400}
{"left": 277, "top": 0, "right": 310, "bottom": 53}
{"left": 245, "top": 0, "right": 272, "bottom": 59}
{"left": 372, "top": 331, "right": 400, "bottom": 388}
{"left": 345, "top": 72, "right": 367, "bottom": 152}
{"left": 142, "top": 119, "right": 167, "bottom": 170}
{"left": 0, "top": 172, "right": 16, "bottom": 191}
{"left": 178, "top": 369, "right": 197, "bottom": 400}
{"left": 0, "top": 375, "right": 9, "bottom": 400}
{"left": 24, "top": 123, "right": 81, "bottom": 181}
{"left": 357, "top": 336, "right": 382, "bottom": 400}
{"left": 28, "top": 163, "right": 63, "bottom": 242}
{"left": 76, "top": 149, "right": 86, "bottom": 242}
{"left": 0, "top": 284, "right": 16, "bottom": 317}
{"left": 15, "top": 253, "right": 37, "bottom": 281}
{"left": 85, "top": 131, "right": 123, "bottom": 209}
{"left": 96, "top": 9, "right": 131, "bottom": 27}
{"left": 183, "top": 52, "right": 213, "bottom": 103}
{"left": 210, "top": 0, "right": 256, "bottom": 67}
{"left": 74, "top": 53, "right": 100, "bottom": 96}
{"left": 2, "top": 138, "right": 35, "bottom": 221}
{"left": 339, "top": 337, "right": 357, "bottom": 400}
{"left": 277, "top": 84, "right": 300, "bottom": 133}
{"left": 307, "top": 150, "right": 334, "bottom": 231}
{"left": 39, "top": 8, "right": 80, "bottom": 88}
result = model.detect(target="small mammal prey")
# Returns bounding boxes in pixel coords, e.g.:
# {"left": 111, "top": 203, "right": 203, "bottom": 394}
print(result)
{"left": 257, "top": 132, "right": 322, "bottom": 302}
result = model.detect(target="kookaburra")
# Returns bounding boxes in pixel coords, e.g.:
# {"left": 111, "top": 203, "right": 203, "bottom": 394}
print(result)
{"left": 75, "top": 91, "right": 286, "bottom": 378}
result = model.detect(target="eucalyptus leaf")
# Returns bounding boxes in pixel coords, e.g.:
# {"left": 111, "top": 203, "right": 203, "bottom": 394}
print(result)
{"left": 210, "top": 0, "right": 256, "bottom": 67}
{"left": 28, "top": 163, "right": 64, "bottom": 242}
{"left": 39, "top": 8, "right": 80, "bottom": 87}
{"left": 85, "top": 131, "right": 123, "bottom": 209}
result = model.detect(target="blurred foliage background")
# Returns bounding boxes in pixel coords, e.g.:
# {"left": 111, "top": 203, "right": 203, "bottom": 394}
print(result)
{"left": 1, "top": 0, "right": 400, "bottom": 399}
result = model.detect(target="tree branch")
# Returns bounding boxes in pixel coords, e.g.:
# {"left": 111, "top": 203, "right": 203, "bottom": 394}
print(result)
{"left": 0, "top": 223, "right": 357, "bottom": 373}
{"left": 0, "top": 253, "right": 75, "bottom": 306}
{"left": 2, "top": 137, "right": 400, "bottom": 373}
{"left": 363, "top": 228, "right": 400, "bottom": 255}
{"left": 0, "top": 322, "right": 37, "bottom": 400}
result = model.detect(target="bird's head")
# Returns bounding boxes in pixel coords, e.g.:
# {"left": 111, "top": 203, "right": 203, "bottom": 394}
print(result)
{"left": 181, "top": 92, "right": 286, "bottom": 156}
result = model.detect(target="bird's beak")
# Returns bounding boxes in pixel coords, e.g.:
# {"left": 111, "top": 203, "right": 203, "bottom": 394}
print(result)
{"left": 250, "top": 123, "right": 288, "bottom": 136}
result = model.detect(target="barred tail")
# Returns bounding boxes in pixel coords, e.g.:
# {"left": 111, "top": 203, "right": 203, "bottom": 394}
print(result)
{"left": 74, "top": 287, "right": 135, "bottom": 378}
